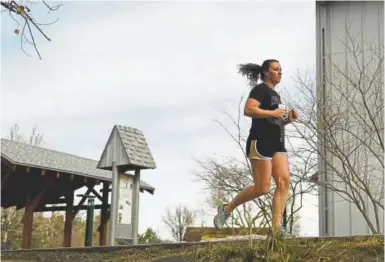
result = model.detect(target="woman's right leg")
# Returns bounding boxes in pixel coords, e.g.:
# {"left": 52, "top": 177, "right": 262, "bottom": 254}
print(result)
{"left": 225, "top": 159, "right": 272, "bottom": 213}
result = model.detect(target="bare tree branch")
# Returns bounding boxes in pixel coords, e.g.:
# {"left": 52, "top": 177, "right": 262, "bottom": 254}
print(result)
{"left": 8, "top": 123, "right": 45, "bottom": 147}
{"left": 1, "top": 0, "right": 61, "bottom": 59}
{"left": 162, "top": 205, "right": 196, "bottom": 243}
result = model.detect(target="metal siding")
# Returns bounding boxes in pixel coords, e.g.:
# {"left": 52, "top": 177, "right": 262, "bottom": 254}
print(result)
{"left": 319, "top": 1, "right": 384, "bottom": 236}
{"left": 361, "top": 1, "right": 384, "bottom": 235}
{"left": 325, "top": 1, "right": 336, "bottom": 237}
{"left": 344, "top": 1, "right": 369, "bottom": 236}
{"left": 349, "top": 1, "right": 383, "bottom": 236}
{"left": 316, "top": 1, "right": 326, "bottom": 237}
{"left": 327, "top": 1, "right": 351, "bottom": 237}
{"left": 379, "top": 0, "right": 384, "bottom": 235}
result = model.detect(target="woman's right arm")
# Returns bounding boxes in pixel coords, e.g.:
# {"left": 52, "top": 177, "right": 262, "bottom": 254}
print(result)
{"left": 244, "top": 87, "right": 283, "bottom": 118}
{"left": 244, "top": 98, "right": 275, "bottom": 118}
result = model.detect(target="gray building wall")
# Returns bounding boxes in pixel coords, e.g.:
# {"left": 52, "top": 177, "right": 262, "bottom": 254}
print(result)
{"left": 316, "top": 1, "right": 384, "bottom": 237}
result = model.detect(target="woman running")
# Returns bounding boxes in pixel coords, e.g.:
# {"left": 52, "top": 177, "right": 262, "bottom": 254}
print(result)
{"left": 213, "top": 59, "right": 298, "bottom": 237}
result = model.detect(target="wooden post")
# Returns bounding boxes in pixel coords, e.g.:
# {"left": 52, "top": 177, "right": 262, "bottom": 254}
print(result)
{"left": 99, "top": 182, "right": 109, "bottom": 246}
{"left": 131, "top": 169, "right": 141, "bottom": 244}
{"left": 84, "top": 197, "right": 95, "bottom": 247}
{"left": 22, "top": 196, "right": 33, "bottom": 249}
{"left": 22, "top": 174, "right": 55, "bottom": 248}
{"left": 63, "top": 190, "right": 74, "bottom": 247}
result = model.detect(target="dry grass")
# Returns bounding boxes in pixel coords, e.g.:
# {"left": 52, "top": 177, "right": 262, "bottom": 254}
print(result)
{"left": 2, "top": 235, "right": 383, "bottom": 262}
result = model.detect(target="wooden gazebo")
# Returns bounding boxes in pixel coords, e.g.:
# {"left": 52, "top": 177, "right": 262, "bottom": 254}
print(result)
{"left": 1, "top": 138, "right": 155, "bottom": 249}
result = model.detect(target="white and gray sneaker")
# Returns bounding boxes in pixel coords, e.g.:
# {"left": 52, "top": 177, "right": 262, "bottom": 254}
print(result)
{"left": 213, "top": 204, "right": 230, "bottom": 230}
{"left": 269, "top": 226, "right": 293, "bottom": 238}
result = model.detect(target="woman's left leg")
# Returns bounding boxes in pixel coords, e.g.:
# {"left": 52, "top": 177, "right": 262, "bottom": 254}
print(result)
{"left": 271, "top": 152, "right": 290, "bottom": 231}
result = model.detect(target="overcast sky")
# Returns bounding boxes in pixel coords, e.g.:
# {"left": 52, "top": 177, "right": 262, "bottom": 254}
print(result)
{"left": 1, "top": 1, "right": 318, "bottom": 240}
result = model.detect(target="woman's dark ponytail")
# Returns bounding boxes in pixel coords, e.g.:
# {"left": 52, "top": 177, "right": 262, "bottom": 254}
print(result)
{"left": 238, "top": 63, "right": 262, "bottom": 87}
{"left": 238, "top": 59, "right": 279, "bottom": 87}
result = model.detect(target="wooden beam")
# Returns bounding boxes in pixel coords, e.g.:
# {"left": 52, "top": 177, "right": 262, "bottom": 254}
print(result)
{"left": 56, "top": 172, "right": 60, "bottom": 178}
{"left": 99, "top": 182, "right": 109, "bottom": 246}
{"left": 1, "top": 171, "right": 12, "bottom": 192}
{"left": 71, "top": 188, "right": 91, "bottom": 219}
{"left": 97, "top": 209, "right": 110, "bottom": 232}
{"left": 34, "top": 196, "right": 66, "bottom": 211}
{"left": 63, "top": 190, "right": 74, "bottom": 247}
{"left": 22, "top": 196, "right": 33, "bottom": 249}
{"left": 41, "top": 169, "right": 46, "bottom": 176}
{"left": 88, "top": 187, "right": 103, "bottom": 202}
{"left": 29, "top": 175, "right": 55, "bottom": 213}
{"left": 26, "top": 167, "right": 30, "bottom": 173}
{"left": 39, "top": 204, "right": 109, "bottom": 212}
{"left": 22, "top": 175, "right": 55, "bottom": 223}
{"left": 50, "top": 180, "right": 73, "bottom": 197}
{"left": 43, "top": 198, "right": 67, "bottom": 205}
{"left": 98, "top": 181, "right": 111, "bottom": 193}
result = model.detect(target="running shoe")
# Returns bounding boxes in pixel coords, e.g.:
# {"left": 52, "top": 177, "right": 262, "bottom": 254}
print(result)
{"left": 269, "top": 226, "right": 293, "bottom": 238}
{"left": 213, "top": 204, "right": 230, "bottom": 230}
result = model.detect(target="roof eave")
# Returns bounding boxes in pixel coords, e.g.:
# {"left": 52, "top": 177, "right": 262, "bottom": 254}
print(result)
{"left": 140, "top": 187, "right": 155, "bottom": 195}
{"left": 1, "top": 155, "right": 108, "bottom": 182}
{"left": 0, "top": 155, "right": 154, "bottom": 193}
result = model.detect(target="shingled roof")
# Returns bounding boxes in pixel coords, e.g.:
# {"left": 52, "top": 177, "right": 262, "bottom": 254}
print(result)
{"left": 0, "top": 138, "right": 155, "bottom": 194}
{"left": 97, "top": 125, "right": 156, "bottom": 170}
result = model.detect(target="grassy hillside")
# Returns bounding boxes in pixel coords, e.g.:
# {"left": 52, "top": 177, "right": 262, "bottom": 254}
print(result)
{"left": 2, "top": 235, "right": 383, "bottom": 262}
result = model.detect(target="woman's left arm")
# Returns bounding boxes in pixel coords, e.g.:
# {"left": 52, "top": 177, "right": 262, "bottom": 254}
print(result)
{"left": 283, "top": 109, "right": 298, "bottom": 125}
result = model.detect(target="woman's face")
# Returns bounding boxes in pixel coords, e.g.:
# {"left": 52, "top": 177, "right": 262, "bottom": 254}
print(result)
{"left": 265, "top": 62, "right": 282, "bottom": 84}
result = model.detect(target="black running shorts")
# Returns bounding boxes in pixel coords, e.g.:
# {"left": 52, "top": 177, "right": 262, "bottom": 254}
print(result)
{"left": 245, "top": 136, "right": 287, "bottom": 160}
